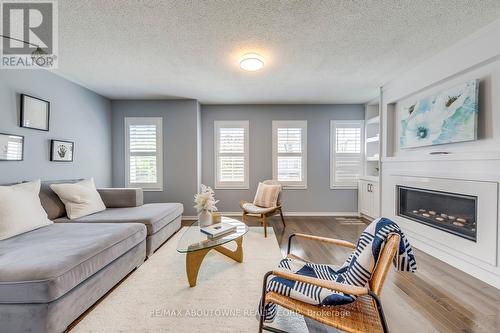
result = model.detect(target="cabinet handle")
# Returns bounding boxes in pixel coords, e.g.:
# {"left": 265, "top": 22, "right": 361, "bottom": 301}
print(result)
{"left": 367, "top": 184, "right": 372, "bottom": 192}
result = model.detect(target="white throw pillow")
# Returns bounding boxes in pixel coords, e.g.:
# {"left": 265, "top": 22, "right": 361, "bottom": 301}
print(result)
{"left": 0, "top": 180, "right": 53, "bottom": 240}
{"left": 50, "top": 178, "right": 106, "bottom": 219}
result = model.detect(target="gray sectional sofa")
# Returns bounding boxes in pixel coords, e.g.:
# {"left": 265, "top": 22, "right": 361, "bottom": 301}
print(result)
{"left": 0, "top": 180, "right": 183, "bottom": 333}
{"left": 42, "top": 182, "right": 184, "bottom": 257}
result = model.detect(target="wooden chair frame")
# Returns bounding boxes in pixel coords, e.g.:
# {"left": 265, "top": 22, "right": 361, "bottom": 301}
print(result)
{"left": 241, "top": 201, "right": 286, "bottom": 238}
{"left": 259, "top": 232, "right": 401, "bottom": 333}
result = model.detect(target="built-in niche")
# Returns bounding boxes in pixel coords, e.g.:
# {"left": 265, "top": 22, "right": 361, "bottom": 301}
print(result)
{"left": 382, "top": 75, "right": 492, "bottom": 160}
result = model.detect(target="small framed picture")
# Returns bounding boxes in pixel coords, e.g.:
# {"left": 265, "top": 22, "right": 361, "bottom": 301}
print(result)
{"left": 0, "top": 133, "right": 24, "bottom": 161}
{"left": 20, "top": 94, "right": 50, "bottom": 131}
{"left": 50, "top": 140, "right": 74, "bottom": 162}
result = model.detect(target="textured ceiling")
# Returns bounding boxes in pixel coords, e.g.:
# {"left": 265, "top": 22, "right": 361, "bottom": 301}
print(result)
{"left": 56, "top": 0, "right": 500, "bottom": 103}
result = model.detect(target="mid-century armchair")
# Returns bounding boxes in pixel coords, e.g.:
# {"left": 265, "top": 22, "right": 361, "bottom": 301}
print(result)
{"left": 259, "top": 232, "right": 401, "bottom": 333}
{"left": 240, "top": 180, "right": 285, "bottom": 238}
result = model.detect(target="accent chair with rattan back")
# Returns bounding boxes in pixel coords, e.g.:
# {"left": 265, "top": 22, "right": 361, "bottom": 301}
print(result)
{"left": 259, "top": 232, "right": 401, "bottom": 333}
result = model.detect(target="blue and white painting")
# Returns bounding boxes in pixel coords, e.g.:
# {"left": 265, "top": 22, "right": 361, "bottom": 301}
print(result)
{"left": 400, "top": 80, "right": 479, "bottom": 149}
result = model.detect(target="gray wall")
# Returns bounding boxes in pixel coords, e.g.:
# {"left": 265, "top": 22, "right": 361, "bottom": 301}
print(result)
{"left": 0, "top": 70, "right": 112, "bottom": 186}
{"left": 111, "top": 100, "right": 199, "bottom": 215}
{"left": 0, "top": 71, "right": 364, "bottom": 216}
{"left": 201, "top": 104, "right": 365, "bottom": 213}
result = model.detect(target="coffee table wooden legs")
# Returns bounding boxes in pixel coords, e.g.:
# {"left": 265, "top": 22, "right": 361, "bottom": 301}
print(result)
{"left": 214, "top": 237, "right": 244, "bottom": 262}
{"left": 186, "top": 247, "right": 211, "bottom": 287}
{"left": 185, "top": 237, "right": 244, "bottom": 287}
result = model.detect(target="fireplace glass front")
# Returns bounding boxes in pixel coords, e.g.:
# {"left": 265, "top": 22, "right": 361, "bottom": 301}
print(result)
{"left": 397, "top": 186, "right": 477, "bottom": 241}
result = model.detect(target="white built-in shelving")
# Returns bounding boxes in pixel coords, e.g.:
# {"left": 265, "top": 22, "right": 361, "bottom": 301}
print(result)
{"left": 364, "top": 102, "right": 380, "bottom": 178}
{"left": 359, "top": 98, "right": 381, "bottom": 219}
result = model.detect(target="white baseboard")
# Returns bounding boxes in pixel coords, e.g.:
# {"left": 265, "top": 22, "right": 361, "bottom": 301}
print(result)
{"left": 182, "top": 212, "right": 359, "bottom": 220}
{"left": 281, "top": 212, "right": 359, "bottom": 217}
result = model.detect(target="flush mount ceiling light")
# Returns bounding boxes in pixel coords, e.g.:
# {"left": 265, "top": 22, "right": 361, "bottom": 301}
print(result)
{"left": 239, "top": 53, "right": 264, "bottom": 71}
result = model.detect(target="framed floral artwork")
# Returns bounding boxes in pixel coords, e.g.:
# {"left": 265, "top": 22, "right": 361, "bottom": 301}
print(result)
{"left": 400, "top": 80, "right": 479, "bottom": 149}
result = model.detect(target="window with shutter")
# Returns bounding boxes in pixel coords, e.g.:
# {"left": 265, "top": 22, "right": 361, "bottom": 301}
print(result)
{"left": 125, "top": 117, "right": 163, "bottom": 191}
{"left": 272, "top": 120, "right": 307, "bottom": 188}
{"left": 214, "top": 121, "right": 249, "bottom": 189}
{"left": 330, "top": 120, "right": 364, "bottom": 189}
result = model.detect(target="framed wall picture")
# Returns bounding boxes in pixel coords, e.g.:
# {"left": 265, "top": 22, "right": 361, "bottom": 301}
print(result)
{"left": 20, "top": 94, "right": 50, "bottom": 131}
{"left": 399, "top": 80, "right": 479, "bottom": 149}
{"left": 50, "top": 140, "right": 74, "bottom": 162}
{"left": 0, "top": 133, "right": 24, "bottom": 161}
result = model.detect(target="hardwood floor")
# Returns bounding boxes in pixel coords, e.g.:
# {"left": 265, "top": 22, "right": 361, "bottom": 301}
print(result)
{"left": 187, "top": 215, "right": 500, "bottom": 333}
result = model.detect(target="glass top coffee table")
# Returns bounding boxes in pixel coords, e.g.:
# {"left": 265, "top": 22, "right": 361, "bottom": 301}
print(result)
{"left": 176, "top": 216, "right": 248, "bottom": 287}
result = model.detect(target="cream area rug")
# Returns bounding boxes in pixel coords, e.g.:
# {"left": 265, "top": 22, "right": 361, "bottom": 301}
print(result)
{"left": 72, "top": 227, "right": 308, "bottom": 333}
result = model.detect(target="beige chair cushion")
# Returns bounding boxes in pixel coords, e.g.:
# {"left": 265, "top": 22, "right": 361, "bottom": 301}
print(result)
{"left": 242, "top": 202, "right": 277, "bottom": 215}
{"left": 0, "top": 180, "right": 53, "bottom": 240}
{"left": 253, "top": 182, "right": 281, "bottom": 208}
{"left": 50, "top": 178, "right": 106, "bottom": 220}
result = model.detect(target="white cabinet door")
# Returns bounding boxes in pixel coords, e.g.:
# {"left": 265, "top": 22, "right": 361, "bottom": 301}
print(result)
{"left": 358, "top": 181, "right": 371, "bottom": 216}
{"left": 366, "top": 183, "right": 374, "bottom": 217}
{"left": 359, "top": 180, "right": 380, "bottom": 218}
{"left": 371, "top": 182, "right": 380, "bottom": 218}
{"left": 358, "top": 181, "right": 363, "bottom": 214}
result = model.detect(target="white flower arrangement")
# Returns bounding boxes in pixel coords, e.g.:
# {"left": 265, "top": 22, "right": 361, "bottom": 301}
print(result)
{"left": 194, "top": 184, "right": 219, "bottom": 213}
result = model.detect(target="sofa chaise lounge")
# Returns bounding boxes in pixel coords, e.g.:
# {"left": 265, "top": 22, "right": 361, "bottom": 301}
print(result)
{"left": 0, "top": 223, "right": 146, "bottom": 333}
{"left": 0, "top": 180, "right": 183, "bottom": 333}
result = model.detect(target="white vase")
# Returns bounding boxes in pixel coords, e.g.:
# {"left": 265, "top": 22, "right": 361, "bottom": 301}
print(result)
{"left": 198, "top": 210, "right": 212, "bottom": 227}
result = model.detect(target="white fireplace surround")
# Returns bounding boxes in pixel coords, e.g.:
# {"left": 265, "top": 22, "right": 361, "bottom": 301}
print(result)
{"left": 382, "top": 173, "right": 500, "bottom": 288}
{"left": 378, "top": 21, "right": 500, "bottom": 289}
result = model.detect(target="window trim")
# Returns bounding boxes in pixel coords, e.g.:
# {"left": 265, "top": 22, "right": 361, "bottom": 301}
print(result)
{"left": 124, "top": 117, "right": 163, "bottom": 191}
{"left": 272, "top": 120, "right": 307, "bottom": 189}
{"left": 330, "top": 120, "right": 364, "bottom": 190}
{"left": 214, "top": 120, "right": 249, "bottom": 190}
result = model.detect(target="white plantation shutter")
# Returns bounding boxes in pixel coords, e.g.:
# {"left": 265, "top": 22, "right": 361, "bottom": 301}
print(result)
{"left": 129, "top": 125, "right": 157, "bottom": 184}
{"left": 335, "top": 127, "right": 361, "bottom": 153}
{"left": 215, "top": 121, "right": 249, "bottom": 189}
{"left": 277, "top": 128, "right": 302, "bottom": 154}
{"left": 330, "top": 120, "right": 364, "bottom": 188}
{"left": 272, "top": 121, "right": 307, "bottom": 188}
{"left": 125, "top": 117, "right": 163, "bottom": 190}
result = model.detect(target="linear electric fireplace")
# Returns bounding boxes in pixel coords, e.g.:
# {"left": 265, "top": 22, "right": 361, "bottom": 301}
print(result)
{"left": 397, "top": 186, "right": 477, "bottom": 241}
